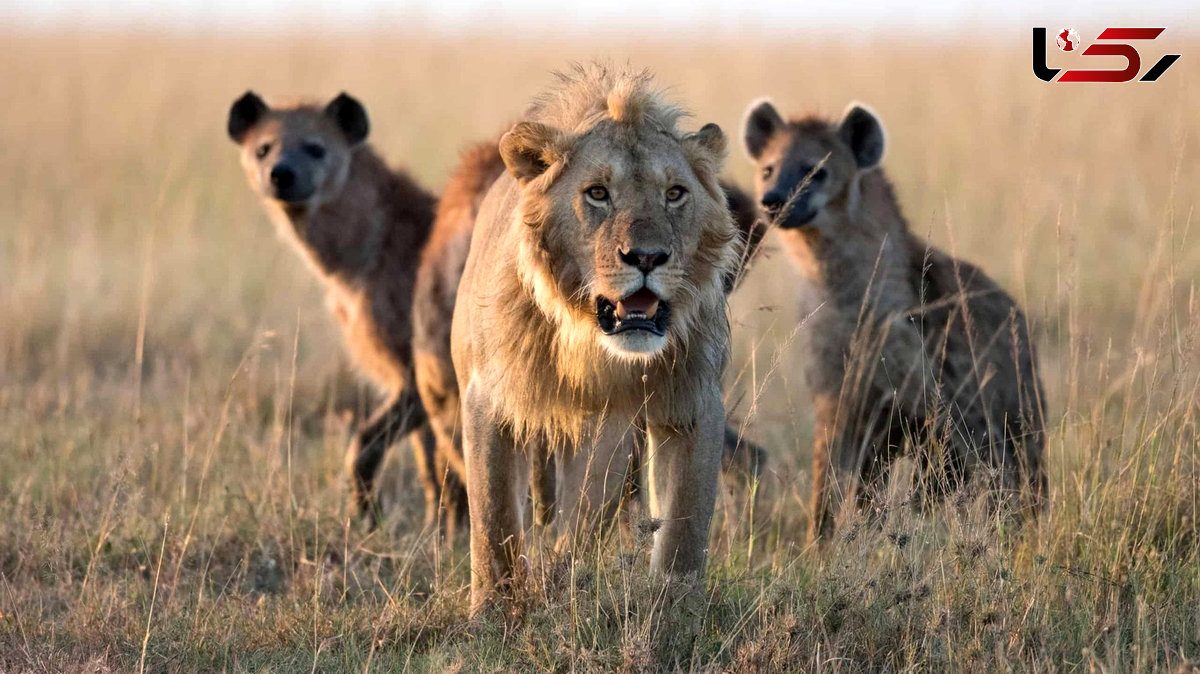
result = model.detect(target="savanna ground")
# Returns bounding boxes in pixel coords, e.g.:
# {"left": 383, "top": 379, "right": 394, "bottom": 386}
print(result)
{"left": 1, "top": 28, "right": 1198, "bottom": 672}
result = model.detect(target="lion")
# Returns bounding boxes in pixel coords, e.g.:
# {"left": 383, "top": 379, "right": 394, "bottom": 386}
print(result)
{"left": 451, "top": 64, "right": 740, "bottom": 612}
{"left": 412, "top": 146, "right": 769, "bottom": 540}
{"left": 741, "top": 99, "right": 1047, "bottom": 544}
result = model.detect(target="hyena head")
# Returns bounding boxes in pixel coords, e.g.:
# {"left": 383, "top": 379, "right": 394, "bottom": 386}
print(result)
{"left": 741, "top": 99, "right": 886, "bottom": 232}
{"left": 227, "top": 91, "right": 369, "bottom": 208}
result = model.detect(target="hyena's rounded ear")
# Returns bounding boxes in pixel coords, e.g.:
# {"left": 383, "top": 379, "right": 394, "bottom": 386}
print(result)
{"left": 837, "top": 103, "right": 886, "bottom": 169}
{"left": 499, "top": 121, "right": 571, "bottom": 185}
{"left": 228, "top": 91, "right": 268, "bottom": 144}
{"left": 741, "top": 98, "right": 784, "bottom": 160}
{"left": 324, "top": 93, "right": 370, "bottom": 146}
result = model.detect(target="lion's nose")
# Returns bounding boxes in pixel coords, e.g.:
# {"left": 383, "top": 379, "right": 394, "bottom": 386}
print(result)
{"left": 619, "top": 248, "right": 670, "bottom": 273}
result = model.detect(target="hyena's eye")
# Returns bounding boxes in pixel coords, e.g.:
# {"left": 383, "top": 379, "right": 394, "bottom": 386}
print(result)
{"left": 302, "top": 142, "right": 326, "bottom": 160}
{"left": 761, "top": 165, "right": 774, "bottom": 180}
{"left": 255, "top": 143, "right": 272, "bottom": 159}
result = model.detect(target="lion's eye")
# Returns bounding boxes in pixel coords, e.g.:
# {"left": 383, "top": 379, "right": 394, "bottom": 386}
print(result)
{"left": 585, "top": 186, "right": 609, "bottom": 202}
{"left": 303, "top": 142, "right": 326, "bottom": 160}
{"left": 255, "top": 143, "right": 272, "bottom": 159}
{"left": 761, "top": 166, "right": 774, "bottom": 179}
{"left": 665, "top": 186, "right": 687, "bottom": 204}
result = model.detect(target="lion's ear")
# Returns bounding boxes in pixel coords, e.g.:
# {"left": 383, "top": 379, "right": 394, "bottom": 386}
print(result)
{"left": 500, "top": 121, "right": 570, "bottom": 184}
{"left": 685, "top": 123, "right": 728, "bottom": 161}
{"left": 682, "top": 123, "right": 728, "bottom": 185}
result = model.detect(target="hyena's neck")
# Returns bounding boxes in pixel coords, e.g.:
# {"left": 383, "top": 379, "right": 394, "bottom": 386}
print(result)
{"left": 781, "top": 170, "right": 918, "bottom": 316}
{"left": 271, "top": 148, "right": 436, "bottom": 285}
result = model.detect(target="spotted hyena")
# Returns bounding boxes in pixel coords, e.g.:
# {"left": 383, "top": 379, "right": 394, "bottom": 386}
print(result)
{"left": 227, "top": 91, "right": 442, "bottom": 526}
{"left": 741, "top": 99, "right": 1047, "bottom": 543}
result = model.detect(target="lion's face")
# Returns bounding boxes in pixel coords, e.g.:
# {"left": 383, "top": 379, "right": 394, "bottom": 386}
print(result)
{"left": 501, "top": 118, "right": 734, "bottom": 361}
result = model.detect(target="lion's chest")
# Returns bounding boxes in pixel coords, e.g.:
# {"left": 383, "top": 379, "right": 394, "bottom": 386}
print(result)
{"left": 484, "top": 339, "right": 706, "bottom": 440}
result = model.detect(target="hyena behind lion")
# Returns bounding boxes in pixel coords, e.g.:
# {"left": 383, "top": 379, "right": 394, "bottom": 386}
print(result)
{"left": 741, "top": 98, "right": 1047, "bottom": 544}
{"left": 227, "top": 91, "right": 445, "bottom": 527}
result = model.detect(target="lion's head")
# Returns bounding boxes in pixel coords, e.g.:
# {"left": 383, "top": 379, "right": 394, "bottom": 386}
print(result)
{"left": 498, "top": 65, "right": 736, "bottom": 362}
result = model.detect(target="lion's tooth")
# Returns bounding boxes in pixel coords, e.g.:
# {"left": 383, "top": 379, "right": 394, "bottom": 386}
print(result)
{"left": 644, "top": 298, "right": 660, "bottom": 318}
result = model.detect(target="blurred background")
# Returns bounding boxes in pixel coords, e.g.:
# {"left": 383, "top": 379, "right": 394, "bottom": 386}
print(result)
{"left": 3, "top": 0, "right": 1195, "bottom": 439}
{"left": 6, "top": 0, "right": 1197, "bottom": 34}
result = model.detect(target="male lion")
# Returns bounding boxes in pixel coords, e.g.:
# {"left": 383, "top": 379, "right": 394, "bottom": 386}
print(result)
{"left": 741, "top": 99, "right": 1047, "bottom": 544}
{"left": 413, "top": 143, "right": 769, "bottom": 538}
{"left": 452, "top": 65, "right": 739, "bottom": 612}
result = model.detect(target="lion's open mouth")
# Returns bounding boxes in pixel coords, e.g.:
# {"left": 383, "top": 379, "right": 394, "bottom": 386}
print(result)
{"left": 596, "top": 288, "right": 670, "bottom": 336}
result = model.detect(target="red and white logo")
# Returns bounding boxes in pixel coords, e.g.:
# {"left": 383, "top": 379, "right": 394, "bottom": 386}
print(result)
{"left": 1033, "top": 27, "right": 1181, "bottom": 83}
{"left": 1056, "top": 28, "right": 1081, "bottom": 51}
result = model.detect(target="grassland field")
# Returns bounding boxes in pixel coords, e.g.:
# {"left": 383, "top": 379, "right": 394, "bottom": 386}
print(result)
{"left": 0, "top": 29, "right": 1198, "bottom": 672}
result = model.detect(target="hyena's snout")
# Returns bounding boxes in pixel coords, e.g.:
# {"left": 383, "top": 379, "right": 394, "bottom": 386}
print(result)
{"left": 268, "top": 161, "right": 316, "bottom": 203}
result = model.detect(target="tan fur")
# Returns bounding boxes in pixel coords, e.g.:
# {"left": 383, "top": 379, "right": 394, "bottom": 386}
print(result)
{"left": 452, "top": 64, "right": 738, "bottom": 613}
{"left": 228, "top": 93, "right": 442, "bottom": 526}
{"left": 412, "top": 141, "right": 508, "bottom": 532}
{"left": 412, "top": 145, "right": 767, "bottom": 537}
{"left": 742, "top": 101, "right": 1046, "bottom": 544}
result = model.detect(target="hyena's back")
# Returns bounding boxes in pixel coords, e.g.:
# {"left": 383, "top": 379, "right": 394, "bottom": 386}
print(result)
{"left": 912, "top": 239, "right": 1047, "bottom": 508}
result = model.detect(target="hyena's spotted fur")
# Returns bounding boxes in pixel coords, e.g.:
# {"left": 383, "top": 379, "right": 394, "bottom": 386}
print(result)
{"left": 742, "top": 99, "right": 1046, "bottom": 543}
{"left": 228, "top": 91, "right": 442, "bottom": 526}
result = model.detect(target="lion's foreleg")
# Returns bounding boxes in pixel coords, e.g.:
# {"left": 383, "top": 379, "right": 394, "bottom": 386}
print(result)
{"left": 408, "top": 424, "right": 442, "bottom": 529}
{"left": 462, "top": 382, "right": 527, "bottom": 615}
{"left": 553, "top": 417, "right": 635, "bottom": 555}
{"left": 644, "top": 390, "right": 723, "bottom": 579}
{"left": 415, "top": 350, "right": 469, "bottom": 533}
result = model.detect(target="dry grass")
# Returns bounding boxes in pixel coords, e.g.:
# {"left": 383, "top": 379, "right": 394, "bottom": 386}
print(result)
{"left": 1, "top": 29, "right": 1198, "bottom": 672}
